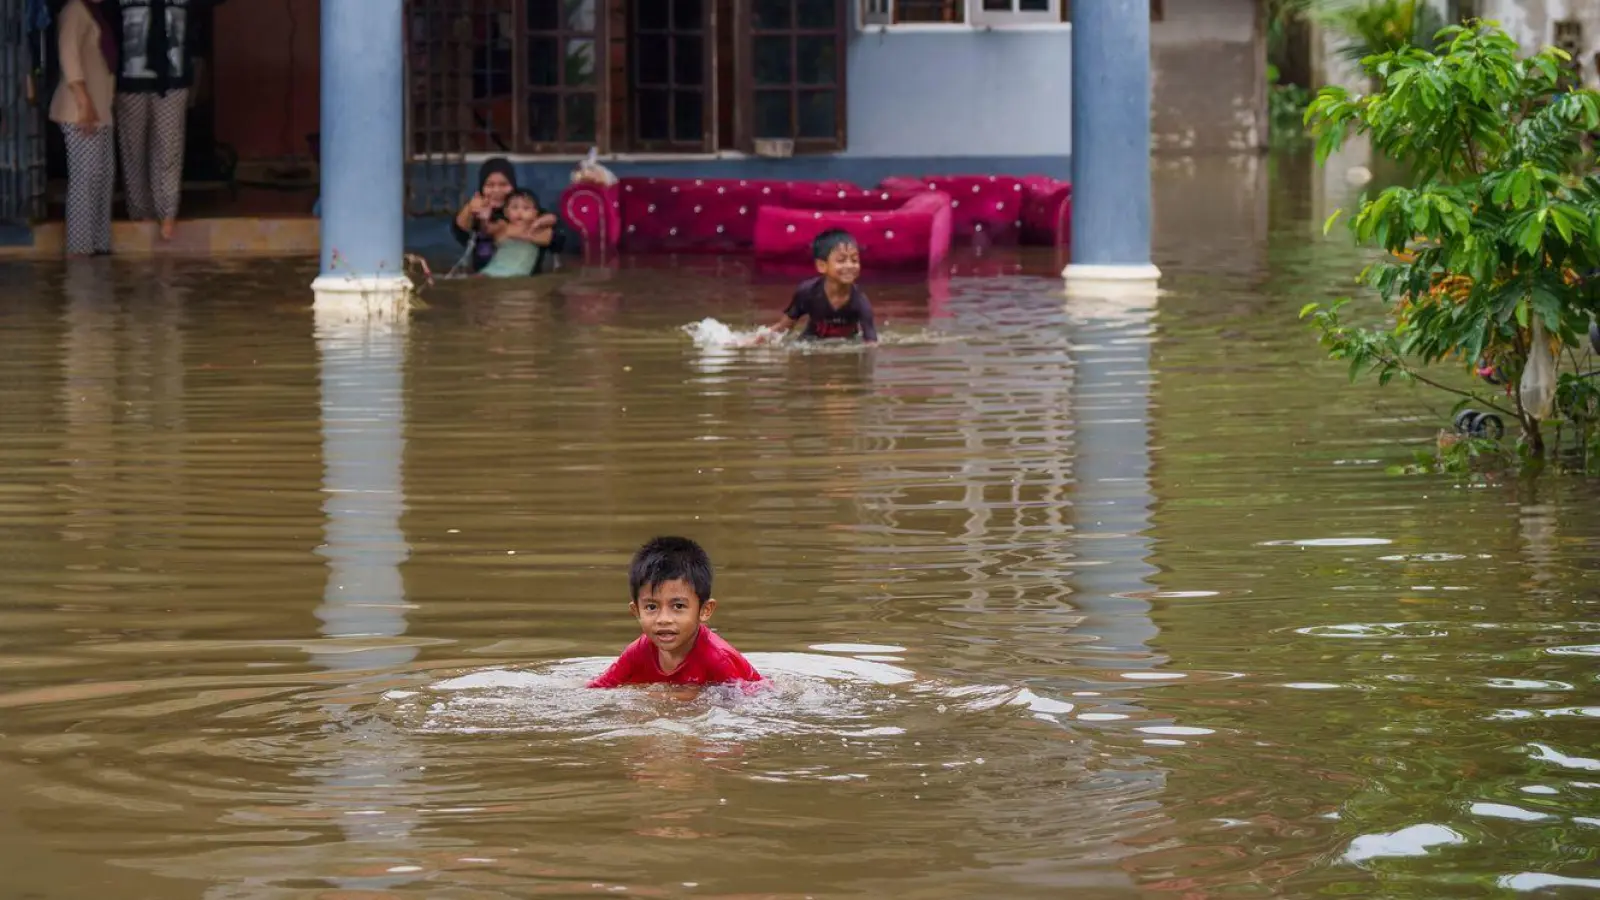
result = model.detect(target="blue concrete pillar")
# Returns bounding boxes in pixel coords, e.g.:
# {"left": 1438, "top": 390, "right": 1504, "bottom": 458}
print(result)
{"left": 314, "top": 0, "right": 409, "bottom": 313}
{"left": 1066, "top": 0, "right": 1159, "bottom": 281}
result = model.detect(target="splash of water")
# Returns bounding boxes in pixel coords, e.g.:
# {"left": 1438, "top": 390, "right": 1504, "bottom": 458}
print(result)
{"left": 384, "top": 651, "right": 1077, "bottom": 743}
{"left": 682, "top": 317, "right": 776, "bottom": 350}
{"left": 681, "top": 317, "right": 953, "bottom": 354}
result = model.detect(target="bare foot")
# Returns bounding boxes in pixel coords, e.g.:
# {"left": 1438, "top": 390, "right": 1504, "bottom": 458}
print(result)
{"left": 159, "top": 218, "right": 176, "bottom": 241}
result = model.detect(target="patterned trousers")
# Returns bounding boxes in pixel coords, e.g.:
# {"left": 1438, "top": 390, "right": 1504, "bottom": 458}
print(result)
{"left": 60, "top": 124, "right": 115, "bottom": 256}
{"left": 115, "top": 90, "right": 189, "bottom": 222}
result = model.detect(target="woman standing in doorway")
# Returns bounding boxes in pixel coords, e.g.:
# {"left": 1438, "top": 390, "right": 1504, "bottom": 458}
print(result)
{"left": 51, "top": 0, "right": 119, "bottom": 257}
{"left": 112, "top": 0, "right": 216, "bottom": 240}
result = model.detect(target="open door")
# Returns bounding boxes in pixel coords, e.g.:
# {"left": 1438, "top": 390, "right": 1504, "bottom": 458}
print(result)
{"left": 0, "top": 0, "right": 47, "bottom": 225}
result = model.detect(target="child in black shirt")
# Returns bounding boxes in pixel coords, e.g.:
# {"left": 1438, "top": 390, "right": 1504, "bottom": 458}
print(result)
{"left": 763, "top": 229, "right": 878, "bottom": 344}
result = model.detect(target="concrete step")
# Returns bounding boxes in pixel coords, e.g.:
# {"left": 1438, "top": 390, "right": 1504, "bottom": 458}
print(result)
{"left": 2, "top": 217, "right": 319, "bottom": 258}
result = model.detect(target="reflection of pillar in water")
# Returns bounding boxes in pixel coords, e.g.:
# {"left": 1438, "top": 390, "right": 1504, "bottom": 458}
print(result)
{"left": 1517, "top": 491, "right": 1559, "bottom": 594}
{"left": 313, "top": 313, "right": 414, "bottom": 666}
{"left": 307, "top": 310, "right": 421, "bottom": 890}
{"left": 1063, "top": 286, "right": 1164, "bottom": 672}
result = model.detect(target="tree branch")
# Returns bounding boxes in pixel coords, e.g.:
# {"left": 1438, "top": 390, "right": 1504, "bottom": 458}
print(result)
{"left": 1368, "top": 351, "right": 1518, "bottom": 417}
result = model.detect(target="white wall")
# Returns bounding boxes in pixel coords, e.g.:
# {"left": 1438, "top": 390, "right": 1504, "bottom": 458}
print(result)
{"left": 1474, "top": 0, "right": 1600, "bottom": 84}
{"left": 843, "top": 29, "right": 1073, "bottom": 158}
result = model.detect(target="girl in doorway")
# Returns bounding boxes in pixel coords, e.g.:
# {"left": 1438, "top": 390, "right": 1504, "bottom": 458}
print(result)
{"left": 112, "top": 0, "right": 214, "bottom": 241}
{"left": 51, "top": 0, "right": 119, "bottom": 257}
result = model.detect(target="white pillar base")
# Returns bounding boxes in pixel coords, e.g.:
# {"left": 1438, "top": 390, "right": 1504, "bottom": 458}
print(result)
{"left": 1063, "top": 263, "right": 1162, "bottom": 285}
{"left": 1062, "top": 264, "right": 1161, "bottom": 324}
{"left": 311, "top": 274, "right": 414, "bottom": 323}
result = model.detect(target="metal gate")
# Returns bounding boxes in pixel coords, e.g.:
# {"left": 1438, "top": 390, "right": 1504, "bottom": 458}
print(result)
{"left": 404, "top": 0, "right": 514, "bottom": 215}
{"left": 0, "top": 0, "right": 46, "bottom": 224}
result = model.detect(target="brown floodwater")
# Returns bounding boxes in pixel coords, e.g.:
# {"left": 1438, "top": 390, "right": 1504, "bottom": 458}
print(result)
{"left": 2, "top": 158, "right": 1599, "bottom": 899}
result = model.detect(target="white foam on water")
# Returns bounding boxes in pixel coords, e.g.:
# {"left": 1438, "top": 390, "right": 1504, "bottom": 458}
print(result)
{"left": 682, "top": 318, "right": 776, "bottom": 350}
{"left": 1343, "top": 823, "right": 1466, "bottom": 864}
{"left": 681, "top": 317, "right": 954, "bottom": 357}
{"left": 810, "top": 642, "right": 908, "bottom": 654}
{"left": 1259, "top": 537, "right": 1393, "bottom": 548}
{"left": 386, "top": 651, "right": 1089, "bottom": 745}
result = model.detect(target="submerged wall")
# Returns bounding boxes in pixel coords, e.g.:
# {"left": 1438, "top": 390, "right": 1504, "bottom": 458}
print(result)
{"left": 1470, "top": 0, "right": 1600, "bottom": 83}
{"left": 1151, "top": 0, "right": 1266, "bottom": 154}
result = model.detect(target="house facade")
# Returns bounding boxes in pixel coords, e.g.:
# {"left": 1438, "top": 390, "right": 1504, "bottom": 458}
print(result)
{"left": 403, "top": 0, "right": 1266, "bottom": 213}
{"left": 0, "top": 0, "right": 1265, "bottom": 236}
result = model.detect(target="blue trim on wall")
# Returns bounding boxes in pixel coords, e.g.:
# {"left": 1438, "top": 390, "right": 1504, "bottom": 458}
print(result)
{"left": 0, "top": 220, "right": 33, "bottom": 248}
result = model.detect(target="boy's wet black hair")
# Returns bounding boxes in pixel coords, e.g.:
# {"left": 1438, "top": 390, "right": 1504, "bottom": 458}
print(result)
{"left": 629, "top": 536, "right": 713, "bottom": 605}
{"left": 812, "top": 228, "right": 858, "bottom": 261}
{"left": 506, "top": 188, "right": 541, "bottom": 211}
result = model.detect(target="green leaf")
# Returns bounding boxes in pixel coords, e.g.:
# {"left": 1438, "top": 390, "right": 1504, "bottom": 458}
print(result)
{"left": 1513, "top": 169, "right": 1533, "bottom": 209}
{"left": 1299, "top": 302, "right": 1320, "bottom": 319}
{"left": 1412, "top": 203, "right": 1432, "bottom": 234}
{"left": 1553, "top": 205, "right": 1576, "bottom": 243}
{"left": 1517, "top": 212, "right": 1546, "bottom": 258}
{"left": 1491, "top": 175, "right": 1514, "bottom": 206}
{"left": 1323, "top": 209, "right": 1345, "bottom": 236}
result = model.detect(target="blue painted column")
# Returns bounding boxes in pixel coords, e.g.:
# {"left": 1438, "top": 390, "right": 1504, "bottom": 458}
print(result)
{"left": 1065, "top": 0, "right": 1160, "bottom": 283}
{"left": 313, "top": 0, "right": 410, "bottom": 317}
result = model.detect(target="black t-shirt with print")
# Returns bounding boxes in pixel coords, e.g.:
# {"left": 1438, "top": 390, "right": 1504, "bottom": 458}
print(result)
{"left": 784, "top": 276, "right": 877, "bottom": 342}
{"left": 115, "top": 0, "right": 225, "bottom": 93}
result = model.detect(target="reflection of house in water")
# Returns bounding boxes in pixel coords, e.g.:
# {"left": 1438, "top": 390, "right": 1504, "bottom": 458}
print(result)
{"left": 842, "top": 275, "right": 1165, "bottom": 678}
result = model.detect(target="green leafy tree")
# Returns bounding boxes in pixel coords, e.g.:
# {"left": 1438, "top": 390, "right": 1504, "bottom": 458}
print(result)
{"left": 1313, "top": 0, "right": 1446, "bottom": 63}
{"left": 1303, "top": 23, "right": 1600, "bottom": 464}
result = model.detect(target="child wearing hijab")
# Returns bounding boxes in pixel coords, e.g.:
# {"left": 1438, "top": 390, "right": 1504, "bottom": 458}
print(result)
{"left": 451, "top": 157, "right": 518, "bottom": 273}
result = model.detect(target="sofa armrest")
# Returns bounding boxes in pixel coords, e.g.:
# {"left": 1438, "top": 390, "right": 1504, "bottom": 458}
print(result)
{"left": 1021, "top": 179, "right": 1072, "bottom": 247}
{"left": 560, "top": 182, "right": 623, "bottom": 254}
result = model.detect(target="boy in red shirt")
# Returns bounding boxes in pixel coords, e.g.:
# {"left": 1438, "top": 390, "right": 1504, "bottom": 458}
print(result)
{"left": 587, "top": 536, "right": 763, "bottom": 689}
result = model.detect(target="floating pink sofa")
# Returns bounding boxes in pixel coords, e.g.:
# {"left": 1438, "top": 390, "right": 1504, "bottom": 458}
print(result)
{"left": 752, "top": 188, "right": 953, "bottom": 272}
{"left": 878, "top": 175, "right": 1071, "bottom": 247}
{"left": 560, "top": 177, "right": 858, "bottom": 256}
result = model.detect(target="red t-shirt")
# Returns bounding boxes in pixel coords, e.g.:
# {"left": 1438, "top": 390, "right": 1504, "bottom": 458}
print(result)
{"left": 587, "top": 624, "right": 763, "bottom": 688}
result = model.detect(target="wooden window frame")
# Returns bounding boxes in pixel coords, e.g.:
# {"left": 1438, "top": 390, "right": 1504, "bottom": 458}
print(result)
{"left": 627, "top": 0, "right": 716, "bottom": 152}
{"left": 517, "top": 0, "right": 609, "bottom": 154}
{"left": 407, "top": 0, "right": 522, "bottom": 158}
{"left": 970, "top": 0, "right": 1056, "bottom": 28}
{"left": 737, "top": 0, "right": 848, "bottom": 153}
